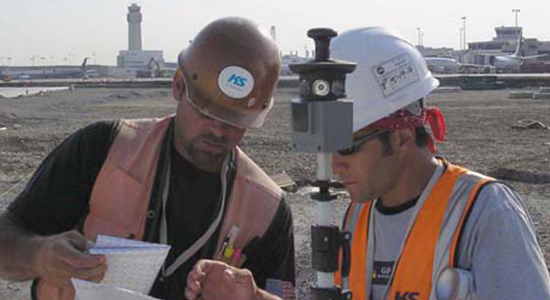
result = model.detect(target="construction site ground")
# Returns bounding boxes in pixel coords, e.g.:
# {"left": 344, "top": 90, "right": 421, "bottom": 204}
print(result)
{"left": 0, "top": 87, "right": 549, "bottom": 299}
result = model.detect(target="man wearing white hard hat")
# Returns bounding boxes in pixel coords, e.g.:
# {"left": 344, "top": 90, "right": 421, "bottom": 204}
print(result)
{"left": 184, "top": 27, "right": 550, "bottom": 300}
{"left": 330, "top": 27, "right": 550, "bottom": 300}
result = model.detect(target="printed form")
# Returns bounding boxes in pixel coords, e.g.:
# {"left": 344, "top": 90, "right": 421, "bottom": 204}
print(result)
{"left": 73, "top": 235, "right": 171, "bottom": 300}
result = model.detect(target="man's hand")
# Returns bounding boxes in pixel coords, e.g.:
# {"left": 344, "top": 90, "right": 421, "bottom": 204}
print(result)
{"left": 33, "top": 230, "right": 107, "bottom": 288}
{"left": 185, "top": 260, "right": 258, "bottom": 300}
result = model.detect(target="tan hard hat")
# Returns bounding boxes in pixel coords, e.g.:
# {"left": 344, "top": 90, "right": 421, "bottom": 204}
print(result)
{"left": 178, "top": 17, "right": 280, "bottom": 129}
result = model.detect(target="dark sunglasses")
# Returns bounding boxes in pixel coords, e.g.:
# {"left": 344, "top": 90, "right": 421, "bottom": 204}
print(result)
{"left": 336, "top": 130, "right": 389, "bottom": 156}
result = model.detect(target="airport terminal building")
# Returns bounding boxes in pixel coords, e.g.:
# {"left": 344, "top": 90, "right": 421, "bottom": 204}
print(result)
{"left": 419, "top": 26, "right": 550, "bottom": 73}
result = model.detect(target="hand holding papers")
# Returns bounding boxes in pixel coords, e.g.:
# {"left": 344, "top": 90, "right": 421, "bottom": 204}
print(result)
{"left": 85, "top": 235, "right": 170, "bottom": 295}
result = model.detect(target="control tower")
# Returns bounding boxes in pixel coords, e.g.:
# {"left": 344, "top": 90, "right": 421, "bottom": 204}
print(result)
{"left": 115, "top": 3, "right": 166, "bottom": 77}
{"left": 127, "top": 3, "right": 142, "bottom": 51}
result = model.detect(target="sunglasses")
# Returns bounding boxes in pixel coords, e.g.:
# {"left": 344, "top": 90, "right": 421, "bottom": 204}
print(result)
{"left": 336, "top": 130, "right": 389, "bottom": 156}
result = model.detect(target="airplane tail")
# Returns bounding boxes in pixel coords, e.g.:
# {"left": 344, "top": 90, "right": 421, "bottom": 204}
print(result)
{"left": 513, "top": 31, "right": 523, "bottom": 57}
{"left": 80, "top": 57, "right": 89, "bottom": 70}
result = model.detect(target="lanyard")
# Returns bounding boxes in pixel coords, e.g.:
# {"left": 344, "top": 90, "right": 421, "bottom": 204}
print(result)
{"left": 365, "top": 163, "right": 444, "bottom": 300}
{"left": 159, "top": 152, "right": 229, "bottom": 277}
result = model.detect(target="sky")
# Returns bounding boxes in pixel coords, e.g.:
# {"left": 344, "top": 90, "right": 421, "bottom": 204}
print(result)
{"left": 1, "top": 0, "right": 549, "bottom": 66}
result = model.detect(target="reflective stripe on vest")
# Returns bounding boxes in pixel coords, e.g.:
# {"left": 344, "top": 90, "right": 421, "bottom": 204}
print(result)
{"left": 335, "top": 201, "right": 372, "bottom": 299}
{"left": 336, "top": 162, "right": 493, "bottom": 300}
{"left": 35, "top": 116, "right": 282, "bottom": 300}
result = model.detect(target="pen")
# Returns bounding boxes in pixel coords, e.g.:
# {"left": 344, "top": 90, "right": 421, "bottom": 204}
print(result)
{"left": 218, "top": 237, "right": 229, "bottom": 260}
{"left": 230, "top": 248, "right": 242, "bottom": 266}
{"left": 223, "top": 245, "right": 235, "bottom": 259}
{"left": 218, "top": 226, "right": 240, "bottom": 261}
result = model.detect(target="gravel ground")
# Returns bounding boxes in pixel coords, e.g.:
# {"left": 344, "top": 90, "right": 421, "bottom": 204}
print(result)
{"left": 0, "top": 87, "right": 549, "bottom": 300}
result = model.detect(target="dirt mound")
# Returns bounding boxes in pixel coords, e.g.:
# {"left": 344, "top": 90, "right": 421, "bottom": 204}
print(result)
{"left": 106, "top": 90, "right": 145, "bottom": 100}
{"left": 511, "top": 119, "right": 549, "bottom": 130}
{"left": 0, "top": 112, "right": 18, "bottom": 125}
{"left": 489, "top": 168, "right": 550, "bottom": 184}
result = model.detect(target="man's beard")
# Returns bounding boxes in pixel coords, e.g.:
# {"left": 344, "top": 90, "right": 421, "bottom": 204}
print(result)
{"left": 185, "top": 134, "right": 231, "bottom": 172}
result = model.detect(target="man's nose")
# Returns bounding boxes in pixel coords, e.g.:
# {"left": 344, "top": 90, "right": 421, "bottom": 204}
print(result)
{"left": 332, "top": 153, "right": 347, "bottom": 175}
{"left": 208, "top": 118, "right": 233, "bottom": 137}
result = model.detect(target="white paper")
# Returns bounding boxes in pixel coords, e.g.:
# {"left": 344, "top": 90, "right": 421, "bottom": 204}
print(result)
{"left": 87, "top": 235, "right": 170, "bottom": 295}
{"left": 72, "top": 278, "right": 161, "bottom": 300}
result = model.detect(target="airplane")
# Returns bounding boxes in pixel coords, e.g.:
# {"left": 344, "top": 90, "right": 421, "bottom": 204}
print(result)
{"left": 487, "top": 34, "right": 548, "bottom": 71}
{"left": 0, "top": 58, "right": 95, "bottom": 80}
{"left": 50, "top": 57, "right": 96, "bottom": 78}
{"left": 424, "top": 57, "right": 490, "bottom": 74}
{"left": 15, "top": 58, "right": 96, "bottom": 79}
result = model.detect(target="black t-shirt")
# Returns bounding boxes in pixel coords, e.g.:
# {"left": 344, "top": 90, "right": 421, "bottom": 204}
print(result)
{"left": 8, "top": 120, "right": 295, "bottom": 300}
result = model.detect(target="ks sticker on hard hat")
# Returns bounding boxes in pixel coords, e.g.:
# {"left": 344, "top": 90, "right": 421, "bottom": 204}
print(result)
{"left": 218, "top": 66, "right": 255, "bottom": 99}
{"left": 372, "top": 53, "right": 420, "bottom": 98}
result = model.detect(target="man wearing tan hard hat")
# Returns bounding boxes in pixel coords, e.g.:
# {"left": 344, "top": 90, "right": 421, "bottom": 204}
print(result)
{"left": 0, "top": 17, "right": 295, "bottom": 300}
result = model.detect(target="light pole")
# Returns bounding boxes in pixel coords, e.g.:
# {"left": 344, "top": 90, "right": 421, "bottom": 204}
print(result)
{"left": 512, "top": 9, "right": 521, "bottom": 27}
{"left": 459, "top": 28, "right": 464, "bottom": 51}
{"left": 461, "top": 16, "right": 467, "bottom": 51}
{"left": 417, "top": 27, "right": 421, "bottom": 46}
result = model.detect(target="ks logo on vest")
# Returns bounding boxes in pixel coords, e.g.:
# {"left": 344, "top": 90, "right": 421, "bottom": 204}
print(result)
{"left": 394, "top": 291, "right": 420, "bottom": 300}
{"left": 228, "top": 74, "right": 247, "bottom": 87}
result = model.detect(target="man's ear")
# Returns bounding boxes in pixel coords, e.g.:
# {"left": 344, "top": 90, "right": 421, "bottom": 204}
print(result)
{"left": 172, "top": 69, "right": 186, "bottom": 102}
{"left": 394, "top": 127, "right": 415, "bottom": 154}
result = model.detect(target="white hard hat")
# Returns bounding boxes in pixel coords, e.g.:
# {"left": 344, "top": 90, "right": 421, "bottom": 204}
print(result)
{"left": 331, "top": 27, "right": 439, "bottom": 132}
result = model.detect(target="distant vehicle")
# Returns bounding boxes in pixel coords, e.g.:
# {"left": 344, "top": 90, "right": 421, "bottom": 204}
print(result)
{"left": 137, "top": 58, "right": 177, "bottom": 78}
{"left": 147, "top": 58, "right": 176, "bottom": 78}
{"left": 486, "top": 34, "right": 548, "bottom": 72}
{"left": 425, "top": 57, "right": 460, "bottom": 74}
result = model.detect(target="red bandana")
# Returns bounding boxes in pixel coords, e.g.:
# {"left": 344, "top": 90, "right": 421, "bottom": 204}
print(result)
{"left": 368, "top": 106, "right": 446, "bottom": 153}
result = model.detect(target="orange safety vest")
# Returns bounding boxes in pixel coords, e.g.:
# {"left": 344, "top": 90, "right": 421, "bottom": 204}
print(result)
{"left": 336, "top": 161, "right": 493, "bottom": 300}
{"left": 34, "top": 116, "right": 283, "bottom": 300}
